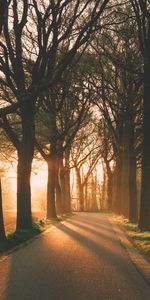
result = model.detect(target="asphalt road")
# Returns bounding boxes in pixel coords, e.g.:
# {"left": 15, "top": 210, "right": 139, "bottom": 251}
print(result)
{"left": 0, "top": 212, "right": 150, "bottom": 300}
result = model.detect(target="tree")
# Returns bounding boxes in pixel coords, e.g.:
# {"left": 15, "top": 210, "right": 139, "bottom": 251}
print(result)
{"left": 71, "top": 123, "right": 101, "bottom": 211}
{"left": 0, "top": 0, "right": 7, "bottom": 241}
{"left": 98, "top": 119, "right": 114, "bottom": 210}
{"left": 89, "top": 6, "right": 142, "bottom": 221}
{"left": 0, "top": 0, "right": 110, "bottom": 229}
{"left": 35, "top": 66, "right": 92, "bottom": 217}
{"left": 0, "top": 0, "right": 7, "bottom": 34}
{"left": 0, "top": 176, "right": 6, "bottom": 242}
{"left": 130, "top": 0, "right": 150, "bottom": 230}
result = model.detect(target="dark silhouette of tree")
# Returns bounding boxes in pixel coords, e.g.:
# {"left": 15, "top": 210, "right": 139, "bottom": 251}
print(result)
{"left": 71, "top": 123, "right": 101, "bottom": 211}
{"left": 0, "top": 0, "right": 7, "bottom": 34}
{"left": 35, "top": 66, "right": 92, "bottom": 217}
{"left": 0, "top": 0, "right": 7, "bottom": 241}
{"left": 130, "top": 0, "right": 150, "bottom": 230}
{"left": 0, "top": 0, "right": 110, "bottom": 229}
{"left": 0, "top": 176, "right": 6, "bottom": 241}
{"left": 98, "top": 119, "right": 114, "bottom": 210}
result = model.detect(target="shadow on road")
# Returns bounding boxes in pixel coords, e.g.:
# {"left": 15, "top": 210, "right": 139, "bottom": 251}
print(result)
{"left": 2, "top": 213, "right": 150, "bottom": 300}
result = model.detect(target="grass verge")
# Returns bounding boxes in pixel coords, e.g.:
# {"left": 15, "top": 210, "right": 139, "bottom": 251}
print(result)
{"left": 110, "top": 214, "right": 150, "bottom": 256}
{"left": 0, "top": 212, "right": 74, "bottom": 255}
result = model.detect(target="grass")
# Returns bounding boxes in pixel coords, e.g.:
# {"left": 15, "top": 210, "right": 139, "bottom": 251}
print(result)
{"left": 110, "top": 214, "right": 150, "bottom": 255}
{"left": 0, "top": 225, "right": 42, "bottom": 254}
{"left": 0, "top": 212, "right": 74, "bottom": 255}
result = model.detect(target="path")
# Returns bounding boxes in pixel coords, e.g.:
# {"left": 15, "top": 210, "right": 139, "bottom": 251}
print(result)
{"left": 0, "top": 213, "right": 150, "bottom": 300}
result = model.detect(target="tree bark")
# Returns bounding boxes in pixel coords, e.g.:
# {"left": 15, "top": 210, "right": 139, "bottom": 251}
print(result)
{"left": 104, "top": 160, "right": 113, "bottom": 211}
{"left": 17, "top": 150, "right": 33, "bottom": 230}
{"left": 120, "top": 125, "right": 130, "bottom": 218}
{"left": 91, "top": 173, "right": 98, "bottom": 212}
{"left": 16, "top": 103, "right": 35, "bottom": 230}
{"left": 55, "top": 159, "right": 63, "bottom": 215}
{"left": 84, "top": 181, "right": 88, "bottom": 211}
{"left": 47, "top": 158, "right": 57, "bottom": 219}
{"left": 59, "top": 159, "right": 67, "bottom": 213}
{"left": 0, "top": 178, "right": 6, "bottom": 241}
{"left": 64, "top": 149, "right": 71, "bottom": 213}
{"left": 76, "top": 167, "right": 84, "bottom": 211}
{"left": 112, "top": 154, "right": 122, "bottom": 214}
{"left": 101, "top": 164, "right": 107, "bottom": 211}
{"left": 46, "top": 110, "right": 57, "bottom": 219}
{"left": 139, "top": 60, "right": 150, "bottom": 230}
{"left": 128, "top": 121, "right": 138, "bottom": 222}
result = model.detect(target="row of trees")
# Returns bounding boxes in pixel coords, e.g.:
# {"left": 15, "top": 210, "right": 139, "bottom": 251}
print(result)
{"left": 0, "top": 0, "right": 150, "bottom": 244}
{"left": 0, "top": 0, "right": 110, "bottom": 241}
{"left": 97, "top": 0, "right": 150, "bottom": 231}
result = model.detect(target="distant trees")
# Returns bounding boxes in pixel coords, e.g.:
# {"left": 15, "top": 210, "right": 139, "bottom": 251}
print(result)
{"left": 71, "top": 122, "right": 101, "bottom": 211}
{"left": 35, "top": 63, "right": 93, "bottom": 217}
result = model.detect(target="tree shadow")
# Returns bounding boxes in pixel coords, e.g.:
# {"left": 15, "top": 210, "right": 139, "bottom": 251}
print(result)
{"left": 2, "top": 213, "right": 150, "bottom": 300}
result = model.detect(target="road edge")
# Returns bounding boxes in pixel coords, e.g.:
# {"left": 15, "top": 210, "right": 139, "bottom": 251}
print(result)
{"left": 108, "top": 215, "right": 150, "bottom": 286}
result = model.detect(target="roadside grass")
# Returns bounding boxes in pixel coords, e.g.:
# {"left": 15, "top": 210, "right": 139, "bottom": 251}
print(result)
{"left": 0, "top": 212, "right": 74, "bottom": 255}
{"left": 110, "top": 214, "right": 150, "bottom": 255}
{"left": 0, "top": 226, "right": 42, "bottom": 253}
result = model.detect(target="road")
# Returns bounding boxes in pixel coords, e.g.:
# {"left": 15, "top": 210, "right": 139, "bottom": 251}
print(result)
{"left": 0, "top": 212, "right": 150, "bottom": 300}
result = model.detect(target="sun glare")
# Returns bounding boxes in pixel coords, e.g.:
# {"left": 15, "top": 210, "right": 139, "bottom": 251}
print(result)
{"left": 31, "top": 167, "right": 47, "bottom": 188}
{"left": 6, "top": 159, "right": 48, "bottom": 188}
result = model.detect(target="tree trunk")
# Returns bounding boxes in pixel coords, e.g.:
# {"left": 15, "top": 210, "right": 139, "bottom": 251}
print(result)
{"left": 16, "top": 103, "right": 35, "bottom": 230}
{"left": 139, "top": 60, "right": 150, "bottom": 230}
{"left": 47, "top": 111, "right": 57, "bottom": 219}
{"left": 112, "top": 154, "right": 122, "bottom": 214}
{"left": 104, "top": 160, "right": 113, "bottom": 211}
{"left": 84, "top": 181, "right": 88, "bottom": 211}
{"left": 55, "top": 159, "right": 63, "bottom": 215}
{"left": 120, "top": 125, "right": 130, "bottom": 218}
{"left": 47, "top": 158, "right": 57, "bottom": 219}
{"left": 76, "top": 167, "right": 84, "bottom": 211}
{"left": 16, "top": 148, "right": 33, "bottom": 230}
{"left": 59, "top": 159, "right": 67, "bottom": 213}
{"left": 91, "top": 173, "right": 98, "bottom": 212}
{"left": 101, "top": 164, "right": 107, "bottom": 210}
{"left": 64, "top": 149, "right": 71, "bottom": 213}
{"left": 0, "top": 178, "right": 6, "bottom": 241}
{"left": 79, "top": 183, "right": 84, "bottom": 212}
{"left": 107, "top": 174, "right": 113, "bottom": 211}
{"left": 129, "top": 126, "right": 138, "bottom": 222}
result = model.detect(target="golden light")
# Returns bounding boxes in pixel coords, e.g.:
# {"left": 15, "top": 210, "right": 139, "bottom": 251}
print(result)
{"left": 6, "top": 160, "right": 47, "bottom": 189}
{"left": 31, "top": 164, "right": 47, "bottom": 188}
{"left": 2, "top": 158, "right": 47, "bottom": 212}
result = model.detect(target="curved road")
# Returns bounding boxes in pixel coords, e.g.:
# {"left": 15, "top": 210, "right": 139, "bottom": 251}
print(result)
{"left": 0, "top": 213, "right": 150, "bottom": 300}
